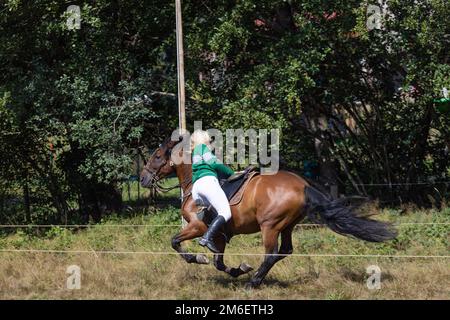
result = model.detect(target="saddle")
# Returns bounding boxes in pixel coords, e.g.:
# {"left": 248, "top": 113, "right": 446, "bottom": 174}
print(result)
{"left": 221, "top": 165, "right": 259, "bottom": 205}
{"left": 196, "top": 165, "right": 259, "bottom": 242}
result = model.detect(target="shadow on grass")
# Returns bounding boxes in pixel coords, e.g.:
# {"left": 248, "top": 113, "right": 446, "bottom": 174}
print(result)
{"left": 208, "top": 272, "right": 318, "bottom": 289}
{"left": 340, "top": 267, "right": 395, "bottom": 283}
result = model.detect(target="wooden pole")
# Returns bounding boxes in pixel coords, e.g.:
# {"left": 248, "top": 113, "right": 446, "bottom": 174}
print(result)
{"left": 175, "top": 0, "right": 186, "bottom": 132}
{"left": 175, "top": 0, "right": 187, "bottom": 228}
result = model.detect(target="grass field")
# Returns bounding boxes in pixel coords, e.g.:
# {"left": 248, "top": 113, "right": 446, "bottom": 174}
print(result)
{"left": 0, "top": 196, "right": 448, "bottom": 300}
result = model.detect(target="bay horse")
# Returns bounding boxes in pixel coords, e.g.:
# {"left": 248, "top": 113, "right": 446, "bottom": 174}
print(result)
{"left": 140, "top": 135, "right": 397, "bottom": 288}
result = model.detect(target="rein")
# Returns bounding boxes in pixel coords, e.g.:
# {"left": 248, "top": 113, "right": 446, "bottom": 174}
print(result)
{"left": 155, "top": 176, "right": 192, "bottom": 193}
{"left": 143, "top": 163, "right": 192, "bottom": 195}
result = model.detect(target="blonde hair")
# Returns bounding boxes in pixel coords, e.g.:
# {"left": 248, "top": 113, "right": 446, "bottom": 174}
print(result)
{"left": 190, "top": 129, "right": 211, "bottom": 150}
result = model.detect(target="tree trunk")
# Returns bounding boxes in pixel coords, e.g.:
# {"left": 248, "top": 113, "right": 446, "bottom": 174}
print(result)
{"left": 23, "top": 177, "right": 31, "bottom": 223}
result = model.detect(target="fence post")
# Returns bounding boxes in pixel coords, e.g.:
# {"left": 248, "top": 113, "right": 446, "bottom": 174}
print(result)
{"left": 23, "top": 175, "right": 31, "bottom": 223}
{"left": 136, "top": 149, "right": 141, "bottom": 201}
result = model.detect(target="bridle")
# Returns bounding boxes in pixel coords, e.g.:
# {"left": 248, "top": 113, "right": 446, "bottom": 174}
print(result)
{"left": 143, "top": 146, "right": 192, "bottom": 194}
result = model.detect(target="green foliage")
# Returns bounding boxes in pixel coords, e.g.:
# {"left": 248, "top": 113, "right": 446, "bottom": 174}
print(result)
{"left": 1, "top": 0, "right": 449, "bottom": 223}
{"left": 184, "top": 0, "right": 449, "bottom": 203}
{"left": 0, "top": 0, "right": 178, "bottom": 222}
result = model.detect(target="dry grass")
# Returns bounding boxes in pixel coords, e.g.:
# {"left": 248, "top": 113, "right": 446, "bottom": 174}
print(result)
{"left": 0, "top": 206, "right": 449, "bottom": 300}
{"left": 0, "top": 253, "right": 448, "bottom": 300}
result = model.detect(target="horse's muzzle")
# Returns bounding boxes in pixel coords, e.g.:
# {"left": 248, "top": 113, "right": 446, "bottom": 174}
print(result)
{"left": 140, "top": 172, "right": 154, "bottom": 188}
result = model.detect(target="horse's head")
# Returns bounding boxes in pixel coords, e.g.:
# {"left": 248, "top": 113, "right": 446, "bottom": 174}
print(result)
{"left": 140, "top": 135, "right": 184, "bottom": 188}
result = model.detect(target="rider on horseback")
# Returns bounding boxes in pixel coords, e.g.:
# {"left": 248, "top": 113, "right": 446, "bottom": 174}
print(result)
{"left": 191, "top": 130, "right": 234, "bottom": 253}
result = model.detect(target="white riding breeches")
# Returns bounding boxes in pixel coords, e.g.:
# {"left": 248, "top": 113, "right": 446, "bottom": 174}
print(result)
{"left": 192, "top": 175, "right": 232, "bottom": 221}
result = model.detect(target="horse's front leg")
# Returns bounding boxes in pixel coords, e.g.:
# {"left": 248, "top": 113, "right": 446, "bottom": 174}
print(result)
{"left": 213, "top": 236, "right": 253, "bottom": 278}
{"left": 171, "top": 219, "right": 209, "bottom": 264}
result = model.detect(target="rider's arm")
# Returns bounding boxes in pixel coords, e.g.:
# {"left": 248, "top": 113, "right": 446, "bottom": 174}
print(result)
{"left": 212, "top": 162, "right": 234, "bottom": 178}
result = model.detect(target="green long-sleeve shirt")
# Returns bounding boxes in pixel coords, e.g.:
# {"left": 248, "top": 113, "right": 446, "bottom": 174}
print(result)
{"left": 192, "top": 144, "right": 234, "bottom": 183}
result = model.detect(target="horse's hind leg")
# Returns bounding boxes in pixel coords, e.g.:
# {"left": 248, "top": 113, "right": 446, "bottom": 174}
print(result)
{"left": 246, "top": 226, "right": 289, "bottom": 288}
{"left": 171, "top": 220, "right": 209, "bottom": 265}
{"left": 213, "top": 236, "right": 253, "bottom": 278}
{"left": 279, "top": 226, "right": 294, "bottom": 255}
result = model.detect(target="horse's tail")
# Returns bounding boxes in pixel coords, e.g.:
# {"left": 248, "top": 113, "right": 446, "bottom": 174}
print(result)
{"left": 305, "top": 185, "right": 397, "bottom": 242}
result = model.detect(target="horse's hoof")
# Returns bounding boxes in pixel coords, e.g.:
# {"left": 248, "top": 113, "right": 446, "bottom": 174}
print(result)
{"left": 239, "top": 263, "right": 253, "bottom": 273}
{"left": 195, "top": 254, "right": 209, "bottom": 264}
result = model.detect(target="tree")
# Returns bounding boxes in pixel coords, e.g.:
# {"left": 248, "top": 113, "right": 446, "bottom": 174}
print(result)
{"left": 1, "top": 0, "right": 448, "bottom": 224}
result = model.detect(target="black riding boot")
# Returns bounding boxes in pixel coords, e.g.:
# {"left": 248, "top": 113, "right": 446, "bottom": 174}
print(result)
{"left": 199, "top": 215, "right": 226, "bottom": 253}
